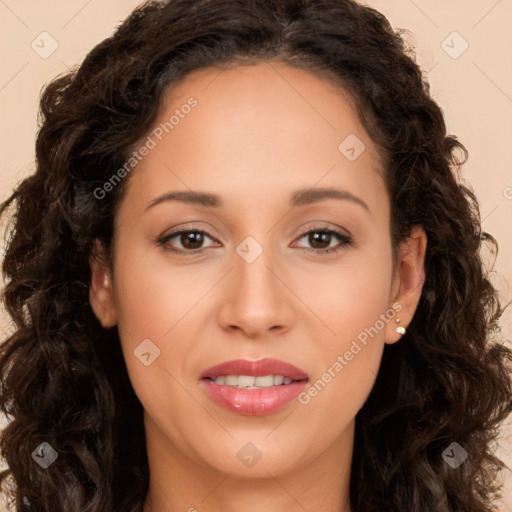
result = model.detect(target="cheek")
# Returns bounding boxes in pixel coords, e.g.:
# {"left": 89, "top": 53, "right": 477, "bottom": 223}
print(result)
{"left": 109, "top": 241, "right": 202, "bottom": 395}
{"left": 296, "top": 241, "right": 393, "bottom": 343}
{"left": 112, "top": 243, "right": 210, "bottom": 338}
{"left": 292, "top": 243, "right": 393, "bottom": 414}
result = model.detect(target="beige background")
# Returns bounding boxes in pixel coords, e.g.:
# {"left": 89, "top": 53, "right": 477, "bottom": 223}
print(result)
{"left": 0, "top": 0, "right": 511, "bottom": 510}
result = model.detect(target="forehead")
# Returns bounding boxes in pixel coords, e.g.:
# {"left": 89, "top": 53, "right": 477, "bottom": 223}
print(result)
{"left": 121, "top": 62, "right": 387, "bottom": 215}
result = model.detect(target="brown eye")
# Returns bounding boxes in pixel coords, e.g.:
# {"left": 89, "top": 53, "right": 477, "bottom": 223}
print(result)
{"left": 179, "top": 231, "right": 205, "bottom": 250}
{"left": 158, "top": 229, "right": 218, "bottom": 253}
{"left": 308, "top": 231, "right": 332, "bottom": 249}
{"left": 292, "top": 226, "right": 352, "bottom": 255}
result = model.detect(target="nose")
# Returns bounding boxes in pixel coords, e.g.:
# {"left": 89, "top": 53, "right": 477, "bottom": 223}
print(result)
{"left": 217, "top": 239, "right": 295, "bottom": 339}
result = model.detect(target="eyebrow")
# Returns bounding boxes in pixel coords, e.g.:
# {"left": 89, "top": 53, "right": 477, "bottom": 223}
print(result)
{"left": 145, "top": 187, "right": 369, "bottom": 212}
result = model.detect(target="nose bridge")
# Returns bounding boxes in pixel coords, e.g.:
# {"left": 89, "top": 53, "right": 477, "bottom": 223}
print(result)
{"left": 218, "top": 232, "right": 294, "bottom": 336}
{"left": 234, "top": 234, "right": 280, "bottom": 305}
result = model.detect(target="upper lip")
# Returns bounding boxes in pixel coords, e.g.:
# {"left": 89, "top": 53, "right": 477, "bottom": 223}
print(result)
{"left": 200, "top": 358, "right": 309, "bottom": 380}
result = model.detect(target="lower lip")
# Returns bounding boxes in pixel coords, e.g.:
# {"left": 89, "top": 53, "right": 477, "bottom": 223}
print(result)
{"left": 200, "top": 379, "right": 308, "bottom": 416}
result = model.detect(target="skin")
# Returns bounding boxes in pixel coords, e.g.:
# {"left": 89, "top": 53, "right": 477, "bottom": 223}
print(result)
{"left": 89, "top": 62, "right": 426, "bottom": 512}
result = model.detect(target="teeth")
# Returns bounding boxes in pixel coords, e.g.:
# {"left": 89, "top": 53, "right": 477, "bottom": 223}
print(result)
{"left": 212, "top": 375, "right": 296, "bottom": 388}
{"left": 239, "top": 375, "right": 256, "bottom": 388}
{"left": 273, "top": 375, "right": 284, "bottom": 385}
{"left": 224, "top": 375, "right": 238, "bottom": 386}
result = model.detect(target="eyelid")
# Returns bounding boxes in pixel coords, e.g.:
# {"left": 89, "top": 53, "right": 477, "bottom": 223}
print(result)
{"left": 295, "top": 222, "right": 352, "bottom": 241}
{"left": 291, "top": 224, "right": 352, "bottom": 254}
{"left": 156, "top": 223, "right": 353, "bottom": 255}
{"left": 156, "top": 227, "right": 220, "bottom": 253}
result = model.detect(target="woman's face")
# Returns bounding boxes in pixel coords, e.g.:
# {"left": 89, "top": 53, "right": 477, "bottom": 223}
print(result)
{"left": 91, "top": 62, "right": 425, "bottom": 480}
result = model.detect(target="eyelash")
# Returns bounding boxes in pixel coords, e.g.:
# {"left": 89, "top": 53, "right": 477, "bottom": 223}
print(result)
{"left": 157, "top": 225, "right": 352, "bottom": 256}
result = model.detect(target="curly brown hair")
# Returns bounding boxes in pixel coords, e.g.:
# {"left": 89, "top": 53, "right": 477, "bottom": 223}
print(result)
{"left": 1, "top": 0, "right": 511, "bottom": 511}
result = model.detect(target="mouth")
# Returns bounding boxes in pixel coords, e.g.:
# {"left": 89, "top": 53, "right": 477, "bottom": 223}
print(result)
{"left": 199, "top": 358, "right": 309, "bottom": 415}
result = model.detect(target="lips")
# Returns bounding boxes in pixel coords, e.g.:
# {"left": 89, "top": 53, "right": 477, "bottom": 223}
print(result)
{"left": 199, "top": 358, "right": 309, "bottom": 416}
{"left": 200, "top": 358, "right": 309, "bottom": 381}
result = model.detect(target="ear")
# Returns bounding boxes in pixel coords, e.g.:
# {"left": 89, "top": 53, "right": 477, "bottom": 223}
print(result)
{"left": 385, "top": 225, "right": 427, "bottom": 344}
{"left": 89, "top": 239, "right": 117, "bottom": 328}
